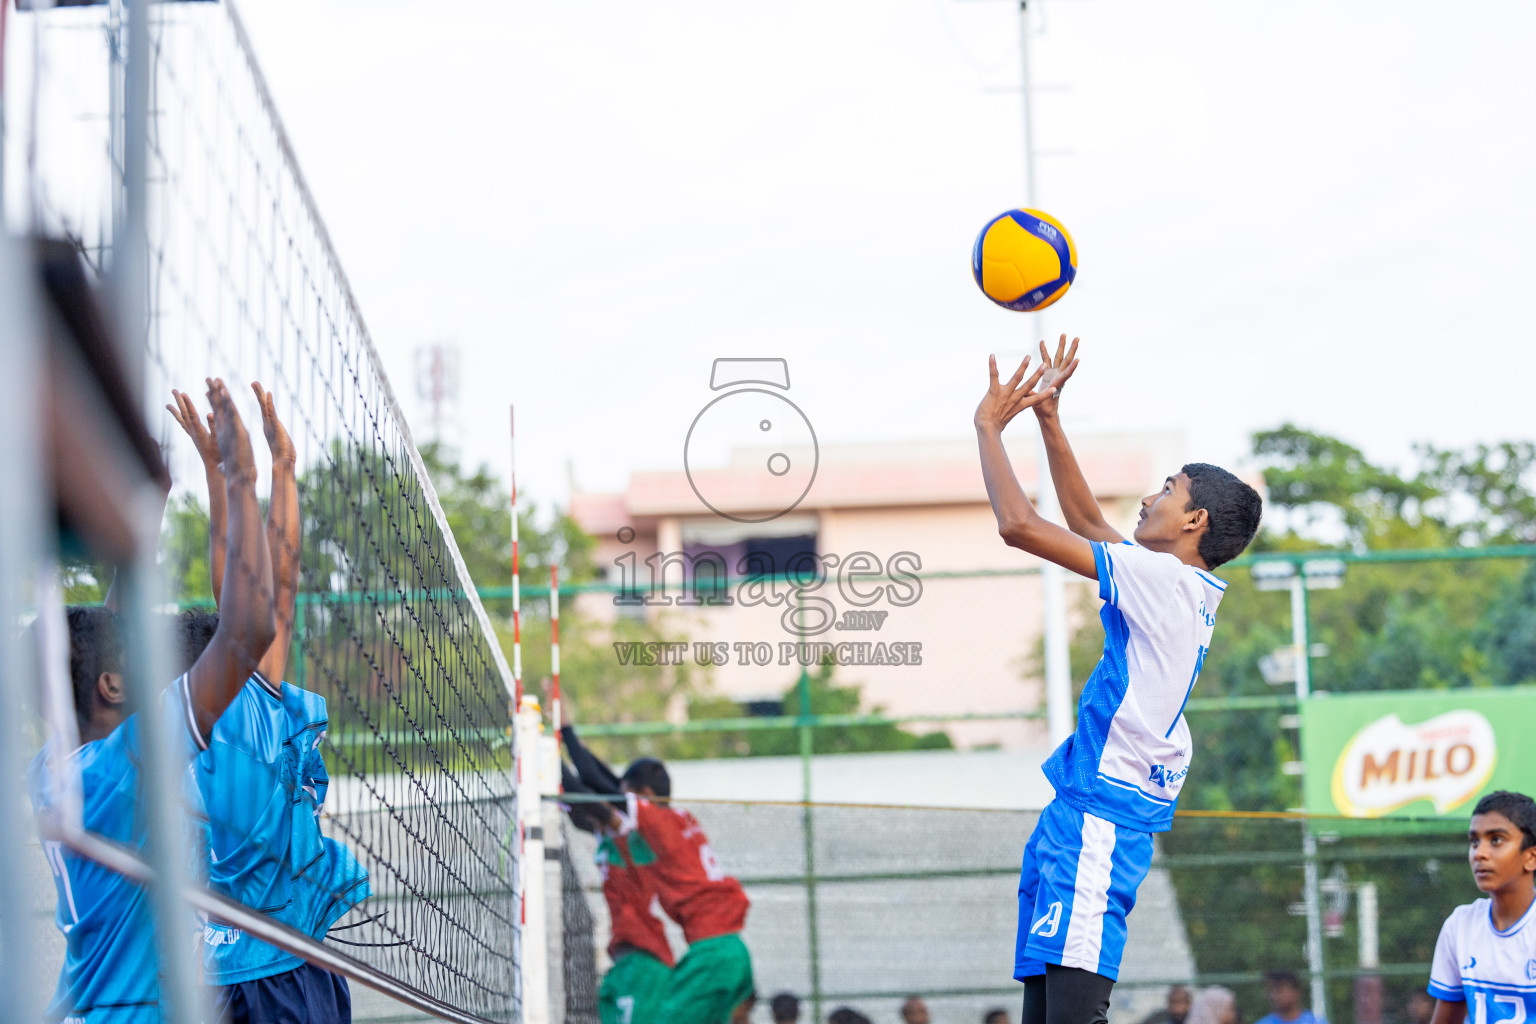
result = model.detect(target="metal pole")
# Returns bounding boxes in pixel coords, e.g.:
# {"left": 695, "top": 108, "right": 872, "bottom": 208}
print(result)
{"left": 0, "top": 210, "right": 45, "bottom": 1024}
{"left": 796, "top": 590, "right": 822, "bottom": 1021}
{"left": 511, "top": 406, "right": 523, "bottom": 708}
{"left": 1291, "top": 575, "right": 1311, "bottom": 701}
{"left": 1018, "top": 0, "right": 1073, "bottom": 744}
{"left": 550, "top": 564, "right": 561, "bottom": 755}
{"left": 118, "top": 0, "right": 204, "bottom": 1020}
{"left": 1357, "top": 883, "right": 1378, "bottom": 971}
{"left": 1293, "top": 575, "right": 1326, "bottom": 1019}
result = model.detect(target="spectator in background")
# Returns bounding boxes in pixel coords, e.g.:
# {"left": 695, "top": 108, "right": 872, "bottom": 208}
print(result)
{"left": 1188, "top": 987, "right": 1240, "bottom": 1024}
{"left": 1255, "top": 972, "right": 1323, "bottom": 1024}
{"left": 900, "top": 997, "right": 931, "bottom": 1024}
{"left": 1403, "top": 991, "right": 1434, "bottom": 1024}
{"left": 984, "top": 1009, "right": 1012, "bottom": 1024}
{"left": 1141, "top": 986, "right": 1194, "bottom": 1024}
{"left": 771, "top": 993, "right": 802, "bottom": 1024}
{"left": 829, "top": 1009, "right": 873, "bottom": 1024}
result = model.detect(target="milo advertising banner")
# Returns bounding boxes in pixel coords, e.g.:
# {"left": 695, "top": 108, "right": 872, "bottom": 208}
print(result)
{"left": 1301, "top": 687, "right": 1536, "bottom": 831}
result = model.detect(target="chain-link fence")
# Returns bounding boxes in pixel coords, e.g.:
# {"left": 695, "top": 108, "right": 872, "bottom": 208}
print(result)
{"left": 549, "top": 800, "right": 1476, "bottom": 1024}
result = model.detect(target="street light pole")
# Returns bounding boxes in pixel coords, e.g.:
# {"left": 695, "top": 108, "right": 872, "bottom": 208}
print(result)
{"left": 1017, "top": 0, "right": 1074, "bottom": 745}
{"left": 1292, "top": 572, "right": 1327, "bottom": 1021}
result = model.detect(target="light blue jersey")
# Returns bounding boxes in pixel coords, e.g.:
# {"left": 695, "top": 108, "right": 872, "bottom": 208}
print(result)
{"left": 27, "top": 677, "right": 207, "bottom": 1024}
{"left": 1042, "top": 540, "right": 1226, "bottom": 833}
{"left": 197, "top": 672, "right": 370, "bottom": 986}
{"left": 1430, "top": 897, "right": 1536, "bottom": 1023}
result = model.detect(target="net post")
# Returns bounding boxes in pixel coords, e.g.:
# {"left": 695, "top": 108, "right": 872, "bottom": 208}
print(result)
{"left": 518, "top": 696, "right": 552, "bottom": 1024}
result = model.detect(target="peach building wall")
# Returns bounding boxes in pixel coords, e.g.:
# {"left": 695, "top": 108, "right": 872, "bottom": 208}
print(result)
{"left": 571, "top": 432, "right": 1186, "bottom": 750}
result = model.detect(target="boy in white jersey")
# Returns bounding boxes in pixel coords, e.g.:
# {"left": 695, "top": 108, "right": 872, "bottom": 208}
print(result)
{"left": 1427, "top": 791, "right": 1536, "bottom": 1024}
{"left": 973, "top": 337, "right": 1263, "bottom": 1024}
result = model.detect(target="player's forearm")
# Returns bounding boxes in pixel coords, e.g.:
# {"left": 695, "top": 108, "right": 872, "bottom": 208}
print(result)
{"left": 977, "top": 424, "right": 1043, "bottom": 541}
{"left": 562, "top": 725, "right": 623, "bottom": 794}
{"left": 977, "top": 424, "right": 1101, "bottom": 578}
{"left": 257, "top": 460, "right": 300, "bottom": 683}
{"left": 1036, "top": 413, "right": 1123, "bottom": 543}
{"left": 206, "top": 468, "right": 276, "bottom": 714}
{"left": 205, "top": 464, "right": 228, "bottom": 609}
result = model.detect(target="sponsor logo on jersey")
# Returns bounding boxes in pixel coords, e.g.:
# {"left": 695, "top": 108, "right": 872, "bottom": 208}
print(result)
{"left": 1332, "top": 710, "right": 1496, "bottom": 817}
{"left": 204, "top": 923, "right": 243, "bottom": 948}
{"left": 1148, "top": 764, "right": 1189, "bottom": 788}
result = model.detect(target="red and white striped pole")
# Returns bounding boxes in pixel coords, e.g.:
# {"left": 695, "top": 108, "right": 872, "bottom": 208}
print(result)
{"left": 510, "top": 406, "right": 522, "bottom": 708}
{"left": 550, "top": 564, "right": 560, "bottom": 752}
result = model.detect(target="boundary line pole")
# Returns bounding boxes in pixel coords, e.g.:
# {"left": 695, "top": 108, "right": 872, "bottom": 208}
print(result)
{"left": 551, "top": 563, "right": 561, "bottom": 752}
{"left": 511, "top": 406, "right": 522, "bottom": 707}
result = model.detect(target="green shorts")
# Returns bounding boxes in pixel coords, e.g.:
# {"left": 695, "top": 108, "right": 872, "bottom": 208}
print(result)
{"left": 652, "top": 932, "right": 755, "bottom": 1024}
{"left": 598, "top": 949, "right": 674, "bottom": 1024}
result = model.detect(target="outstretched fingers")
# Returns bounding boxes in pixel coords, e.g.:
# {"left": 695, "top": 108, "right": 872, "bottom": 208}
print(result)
{"left": 1005, "top": 354, "right": 1032, "bottom": 390}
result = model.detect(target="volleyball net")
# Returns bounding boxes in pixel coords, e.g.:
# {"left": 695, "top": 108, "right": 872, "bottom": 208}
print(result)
{"left": 7, "top": 1, "right": 523, "bottom": 1020}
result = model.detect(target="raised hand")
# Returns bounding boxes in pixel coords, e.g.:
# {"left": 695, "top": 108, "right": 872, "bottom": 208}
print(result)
{"left": 251, "top": 382, "right": 296, "bottom": 468}
{"left": 1031, "top": 334, "right": 1080, "bottom": 419}
{"left": 206, "top": 378, "right": 257, "bottom": 481}
{"left": 974, "top": 354, "right": 1051, "bottom": 435}
{"left": 167, "top": 388, "right": 221, "bottom": 471}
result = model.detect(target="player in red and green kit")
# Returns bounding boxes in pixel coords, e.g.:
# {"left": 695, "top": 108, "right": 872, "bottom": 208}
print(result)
{"left": 616, "top": 758, "right": 754, "bottom": 1024}
{"left": 560, "top": 755, "right": 674, "bottom": 1024}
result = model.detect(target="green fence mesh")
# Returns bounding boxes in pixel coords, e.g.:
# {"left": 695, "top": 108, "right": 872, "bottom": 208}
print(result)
{"left": 552, "top": 800, "right": 1474, "bottom": 1024}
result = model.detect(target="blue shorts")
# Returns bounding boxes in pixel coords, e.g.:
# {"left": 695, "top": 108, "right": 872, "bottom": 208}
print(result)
{"left": 1015, "top": 797, "right": 1154, "bottom": 982}
{"left": 212, "top": 961, "right": 351, "bottom": 1024}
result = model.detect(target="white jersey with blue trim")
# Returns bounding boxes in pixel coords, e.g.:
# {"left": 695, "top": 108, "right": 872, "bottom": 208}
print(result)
{"left": 1041, "top": 540, "right": 1225, "bottom": 833}
{"left": 1429, "top": 898, "right": 1536, "bottom": 1022}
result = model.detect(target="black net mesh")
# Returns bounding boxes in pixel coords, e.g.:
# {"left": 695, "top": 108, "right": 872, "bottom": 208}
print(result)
{"left": 15, "top": 1, "right": 522, "bottom": 1019}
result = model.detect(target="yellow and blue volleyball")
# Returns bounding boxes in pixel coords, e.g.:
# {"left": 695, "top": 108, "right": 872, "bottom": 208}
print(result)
{"left": 971, "top": 208, "right": 1077, "bottom": 312}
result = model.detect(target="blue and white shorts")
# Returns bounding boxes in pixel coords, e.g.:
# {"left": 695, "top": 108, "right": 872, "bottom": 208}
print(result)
{"left": 1015, "top": 797, "right": 1154, "bottom": 982}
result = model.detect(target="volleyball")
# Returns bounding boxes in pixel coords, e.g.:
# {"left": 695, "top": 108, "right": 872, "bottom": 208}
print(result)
{"left": 971, "top": 208, "right": 1077, "bottom": 312}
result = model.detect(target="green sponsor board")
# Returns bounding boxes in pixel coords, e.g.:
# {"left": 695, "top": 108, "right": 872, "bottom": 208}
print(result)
{"left": 1301, "top": 687, "right": 1536, "bottom": 832}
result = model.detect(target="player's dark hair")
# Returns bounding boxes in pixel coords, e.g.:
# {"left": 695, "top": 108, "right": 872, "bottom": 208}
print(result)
{"left": 67, "top": 606, "right": 124, "bottom": 730}
{"left": 770, "top": 992, "right": 800, "bottom": 1023}
{"left": 984, "top": 1010, "right": 1011, "bottom": 1024}
{"left": 1262, "top": 970, "right": 1302, "bottom": 991}
{"left": 1473, "top": 790, "right": 1536, "bottom": 849}
{"left": 1182, "top": 463, "right": 1263, "bottom": 568}
{"left": 621, "top": 757, "right": 671, "bottom": 799}
{"left": 828, "top": 1009, "right": 873, "bottom": 1024}
{"left": 176, "top": 609, "right": 220, "bottom": 676}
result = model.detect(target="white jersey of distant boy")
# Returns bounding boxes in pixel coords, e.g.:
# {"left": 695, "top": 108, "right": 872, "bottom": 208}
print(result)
{"left": 1429, "top": 898, "right": 1536, "bottom": 1023}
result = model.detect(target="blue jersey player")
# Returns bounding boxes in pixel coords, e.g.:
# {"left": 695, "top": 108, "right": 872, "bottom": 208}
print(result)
{"left": 973, "top": 337, "right": 1263, "bottom": 1024}
{"left": 1427, "top": 791, "right": 1536, "bottom": 1024}
{"left": 29, "top": 378, "right": 278, "bottom": 1024}
{"left": 169, "top": 382, "right": 369, "bottom": 1022}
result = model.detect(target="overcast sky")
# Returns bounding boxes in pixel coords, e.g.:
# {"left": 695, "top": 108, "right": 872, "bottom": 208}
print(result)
{"left": 234, "top": 0, "right": 1536, "bottom": 511}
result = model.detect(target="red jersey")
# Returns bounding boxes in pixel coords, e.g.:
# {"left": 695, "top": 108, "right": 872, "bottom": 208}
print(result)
{"left": 619, "top": 795, "right": 749, "bottom": 944}
{"left": 595, "top": 833, "right": 674, "bottom": 966}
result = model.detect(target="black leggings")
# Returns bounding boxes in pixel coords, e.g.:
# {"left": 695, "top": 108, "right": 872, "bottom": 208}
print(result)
{"left": 1022, "top": 965, "right": 1116, "bottom": 1024}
